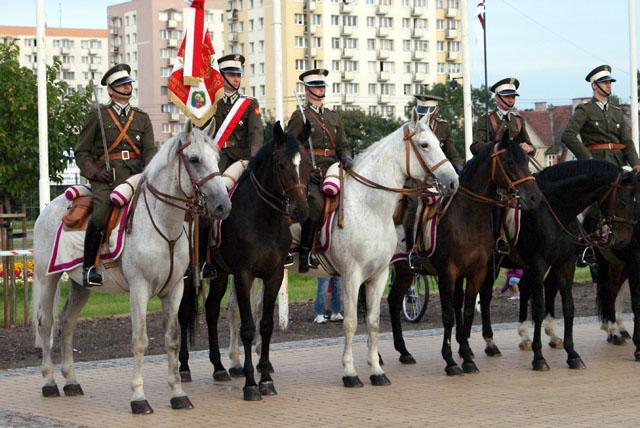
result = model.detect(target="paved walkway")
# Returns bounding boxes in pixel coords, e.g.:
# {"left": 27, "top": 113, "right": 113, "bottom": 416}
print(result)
{"left": 1, "top": 318, "right": 639, "bottom": 427}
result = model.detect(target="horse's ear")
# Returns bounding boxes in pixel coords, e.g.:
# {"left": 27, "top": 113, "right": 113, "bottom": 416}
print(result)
{"left": 183, "top": 119, "right": 193, "bottom": 136}
{"left": 203, "top": 117, "right": 216, "bottom": 138}
{"left": 297, "top": 118, "right": 311, "bottom": 144}
{"left": 273, "top": 121, "right": 285, "bottom": 144}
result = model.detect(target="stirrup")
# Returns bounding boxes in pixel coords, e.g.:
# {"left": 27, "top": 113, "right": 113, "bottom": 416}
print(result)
{"left": 496, "top": 238, "right": 510, "bottom": 255}
{"left": 578, "top": 247, "right": 597, "bottom": 267}
{"left": 200, "top": 262, "right": 216, "bottom": 280}
{"left": 83, "top": 266, "right": 102, "bottom": 287}
{"left": 308, "top": 252, "right": 320, "bottom": 269}
{"left": 284, "top": 253, "right": 295, "bottom": 267}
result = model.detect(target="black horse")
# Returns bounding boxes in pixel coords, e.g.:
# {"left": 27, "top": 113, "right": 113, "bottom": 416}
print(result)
{"left": 477, "top": 160, "right": 636, "bottom": 371}
{"left": 388, "top": 136, "right": 542, "bottom": 375}
{"left": 178, "top": 122, "right": 312, "bottom": 401}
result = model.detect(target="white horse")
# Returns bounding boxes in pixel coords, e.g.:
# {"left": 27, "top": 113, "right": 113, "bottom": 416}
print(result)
{"left": 32, "top": 121, "right": 231, "bottom": 414}
{"left": 227, "top": 115, "right": 458, "bottom": 387}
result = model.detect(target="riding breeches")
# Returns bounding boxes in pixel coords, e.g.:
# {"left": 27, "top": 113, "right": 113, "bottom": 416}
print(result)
{"left": 89, "top": 181, "right": 114, "bottom": 231}
{"left": 308, "top": 180, "right": 324, "bottom": 224}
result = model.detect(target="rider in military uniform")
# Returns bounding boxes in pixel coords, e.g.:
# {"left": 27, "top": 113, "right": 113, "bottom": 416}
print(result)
{"left": 562, "top": 65, "right": 640, "bottom": 171}
{"left": 471, "top": 77, "right": 535, "bottom": 156}
{"left": 213, "top": 54, "right": 263, "bottom": 172}
{"left": 75, "top": 64, "right": 157, "bottom": 287}
{"left": 287, "top": 69, "right": 353, "bottom": 273}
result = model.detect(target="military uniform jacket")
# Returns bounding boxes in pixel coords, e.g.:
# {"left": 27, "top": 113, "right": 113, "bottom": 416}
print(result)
{"left": 471, "top": 110, "right": 533, "bottom": 156}
{"left": 561, "top": 97, "right": 639, "bottom": 167}
{"left": 75, "top": 104, "right": 157, "bottom": 185}
{"left": 214, "top": 95, "right": 263, "bottom": 161}
{"left": 430, "top": 117, "right": 464, "bottom": 168}
{"left": 287, "top": 105, "right": 351, "bottom": 173}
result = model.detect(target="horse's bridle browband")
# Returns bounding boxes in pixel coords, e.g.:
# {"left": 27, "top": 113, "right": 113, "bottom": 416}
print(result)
{"left": 346, "top": 124, "right": 451, "bottom": 196}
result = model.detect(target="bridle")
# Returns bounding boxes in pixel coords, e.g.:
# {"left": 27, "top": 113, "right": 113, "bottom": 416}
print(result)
{"left": 457, "top": 143, "right": 535, "bottom": 207}
{"left": 250, "top": 148, "right": 307, "bottom": 215}
{"left": 346, "top": 124, "right": 451, "bottom": 196}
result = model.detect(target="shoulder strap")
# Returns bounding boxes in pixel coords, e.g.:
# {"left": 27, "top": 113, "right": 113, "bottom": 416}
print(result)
{"left": 105, "top": 109, "right": 140, "bottom": 154}
{"left": 306, "top": 108, "right": 336, "bottom": 148}
{"left": 488, "top": 112, "right": 499, "bottom": 136}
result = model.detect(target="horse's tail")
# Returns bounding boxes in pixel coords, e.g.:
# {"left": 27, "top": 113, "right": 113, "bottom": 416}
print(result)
{"left": 179, "top": 275, "right": 199, "bottom": 347}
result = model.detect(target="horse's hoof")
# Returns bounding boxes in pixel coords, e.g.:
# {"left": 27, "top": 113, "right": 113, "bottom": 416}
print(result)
{"left": 42, "top": 384, "right": 60, "bottom": 397}
{"left": 180, "top": 371, "right": 192, "bottom": 383}
{"left": 548, "top": 338, "right": 564, "bottom": 349}
{"left": 634, "top": 351, "right": 640, "bottom": 362}
{"left": 259, "top": 381, "right": 277, "bottom": 396}
{"left": 399, "top": 354, "right": 416, "bottom": 365}
{"left": 519, "top": 340, "right": 532, "bottom": 351}
{"left": 170, "top": 396, "right": 194, "bottom": 410}
{"left": 532, "top": 359, "right": 550, "bottom": 371}
{"left": 462, "top": 361, "right": 480, "bottom": 374}
{"left": 229, "top": 366, "right": 244, "bottom": 378}
{"left": 213, "top": 370, "right": 232, "bottom": 382}
{"left": 445, "top": 365, "right": 464, "bottom": 376}
{"left": 611, "top": 335, "right": 626, "bottom": 346}
{"left": 257, "top": 362, "right": 275, "bottom": 374}
{"left": 342, "top": 376, "right": 364, "bottom": 388}
{"left": 370, "top": 374, "right": 391, "bottom": 386}
{"left": 243, "top": 385, "right": 262, "bottom": 401}
{"left": 567, "top": 357, "right": 586, "bottom": 370}
{"left": 131, "top": 400, "right": 154, "bottom": 414}
{"left": 63, "top": 384, "right": 84, "bottom": 397}
{"left": 621, "top": 330, "right": 632, "bottom": 340}
{"left": 484, "top": 344, "right": 502, "bottom": 357}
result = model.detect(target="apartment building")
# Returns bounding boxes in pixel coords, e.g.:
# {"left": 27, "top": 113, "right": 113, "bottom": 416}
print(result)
{"left": 225, "top": 0, "right": 463, "bottom": 121}
{"left": 107, "top": 0, "right": 225, "bottom": 141}
{"left": 0, "top": 26, "right": 109, "bottom": 99}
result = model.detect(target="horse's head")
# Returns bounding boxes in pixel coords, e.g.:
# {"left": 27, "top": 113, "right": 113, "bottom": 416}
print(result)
{"left": 406, "top": 114, "right": 458, "bottom": 195}
{"left": 177, "top": 119, "right": 232, "bottom": 220}
{"left": 597, "top": 170, "right": 637, "bottom": 250}
{"left": 269, "top": 121, "right": 312, "bottom": 223}
{"left": 489, "top": 134, "right": 542, "bottom": 210}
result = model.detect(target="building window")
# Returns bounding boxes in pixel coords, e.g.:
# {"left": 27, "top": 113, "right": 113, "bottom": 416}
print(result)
{"left": 295, "top": 59, "right": 306, "bottom": 71}
{"left": 332, "top": 83, "right": 341, "bottom": 93}
{"left": 294, "top": 14, "right": 304, "bottom": 25}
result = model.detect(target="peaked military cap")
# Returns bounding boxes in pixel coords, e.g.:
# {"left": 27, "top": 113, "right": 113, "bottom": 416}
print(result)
{"left": 299, "top": 69, "right": 329, "bottom": 87}
{"left": 414, "top": 94, "right": 442, "bottom": 116}
{"left": 490, "top": 77, "right": 520, "bottom": 96}
{"left": 218, "top": 54, "right": 245, "bottom": 74}
{"left": 585, "top": 65, "right": 616, "bottom": 83}
{"left": 101, "top": 63, "right": 134, "bottom": 87}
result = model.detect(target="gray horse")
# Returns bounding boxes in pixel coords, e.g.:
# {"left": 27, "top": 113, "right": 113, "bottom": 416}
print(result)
{"left": 32, "top": 121, "right": 231, "bottom": 414}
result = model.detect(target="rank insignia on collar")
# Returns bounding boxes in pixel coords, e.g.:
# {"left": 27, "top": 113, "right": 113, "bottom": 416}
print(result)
{"left": 136, "top": 135, "right": 141, "bottom": 141}
{"left": 595, "top": 121, "right": 599, "bottom": 126}
{"left": 616, "top": 123, "right": 620, "bottom": 128}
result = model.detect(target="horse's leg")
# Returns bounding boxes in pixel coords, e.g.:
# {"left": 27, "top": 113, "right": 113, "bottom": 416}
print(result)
{"left": 518, "top": 272, "right": 533, "bottom": 351}
{"left": 205, "top": 273, "right": 231, "bottom": 381}
{"left": 256, "top": 271, "right": 282, "bottom": 395}
{"left": 365, "top": 268, "right": 391, "bottom": 386}
{"left": 58, "top": 281, "right": 90, "bottom": 396}
{"left": 555, "top": 259, "right": 585, "bottom": 369}
{"left": 480, "top": 262, "right": 501, "bottom": 356}
{"left": 227, "top": 282, "right": 244, "bottom": 377}
{"left": 615, "top": 281, "right": 631, "bottom": 339}
{"left": 129, "top": 284, "right": 153, "bottom": 414}
{"left": 253, "top": 280, "right": 264, "bottom": 358}
{"left": 178, "top": 275, "right": 197, "bottom": 382}
{"left": 439, "top": 272, "right": 462, "bottom": 376}
{"left": 459, "top": 271, "right": 486, "bottom": 374}
{"left": 161, "top": 286, "right": 194, "bottom": 410}
{"left": 528, "top": 263, "right": 550, "bottom": 371}
{"left": 625, "top": 255, "right": 640, "bottom": 361}
{"left": 453, "top": 277, "right": 465, "bottom": 358}
{"left": 37, "top": 273, "right": 63, "bottom": 397}
{"left": 387, "top": 261, "right": 416, "bottom": 364}
{"left": 234, "top": 271, "right": 261, "bottom": 400}
{"left": 543, "top": 267, "right": 563, "bottom": 349}
{"left": 342, "top": 271, "right": 365, "bottom": 387}
{"left": 600, "top": 263, "right": 627, "bottom": 344}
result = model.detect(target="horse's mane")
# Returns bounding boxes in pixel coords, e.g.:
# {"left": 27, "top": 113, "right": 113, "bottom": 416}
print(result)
{"left": 460, "top": 139, "right": 526, "bottom": 182}
{"left": 244, "top": 130, "right": 300, "bottom": 178}
{"left": 352, "top": 125, "right": 405, "bottom": 165}
{"left": 142, "top": 131, "right": 182, "bottom": 179}
{"left": 535, "top": 160, "right": 619, "bottom": 193}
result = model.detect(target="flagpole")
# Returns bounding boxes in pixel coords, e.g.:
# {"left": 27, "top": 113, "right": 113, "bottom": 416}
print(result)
{"left": 461, "top": 0, "right": 473, "bottom": 160}
{"left": 629, "top": 0, "right": 639, "bottom": 151}
{"left": 273, "top": 0, "right": 283, "bottom": 123}
{"left": 36, "top": 0, "right": 50, "bottom": 210}
{"left": 483, "top": 0, "right": 490, "bottom": 143}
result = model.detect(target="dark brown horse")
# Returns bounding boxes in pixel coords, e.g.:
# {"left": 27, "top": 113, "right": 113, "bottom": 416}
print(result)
{"left": 178, "top": 122, "right": 312, "bottom": 401}
{"left": 388, "top": 135, "right": 542, "bottom": 375}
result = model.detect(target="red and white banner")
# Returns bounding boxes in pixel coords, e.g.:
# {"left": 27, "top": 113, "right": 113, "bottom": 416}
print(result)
{"left": 167, "top": 0, "right": 224, "bottom": 127}
{"left": 474, "top": 1, "right": 486, "bottom": 45}
{"left": 213, "top": 97, "right": 252, "bottom": 150}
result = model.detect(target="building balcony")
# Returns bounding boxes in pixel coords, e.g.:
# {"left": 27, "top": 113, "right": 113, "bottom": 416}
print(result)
{"left": 377, "top": 71, "right": 390, "bottom": 81}
{"left": 170, "top": 113, "right": 180, "bottom": 121}
{"left": 88, "top": 63, "right": 99, "bottom": 71}
{"left": 342, "top": 48, "right": 354, "bottom": 58}
{"left": 308, "top": 24, "right": 318, "bottom": 34}
{"left": 413, "top": 72, "right": 428, "bottom": 82}
{"left": 411, "top": 6, "right": 425, "bottom": 16}
{"left": 167, "top": 19, "right": 178, "bottom": 28}
{"left": 306, "top": 47, "right": 317, "bottom": 58}
{"left": 168, "top": 39, "right": 178, "bottom": 47}
{"left": 341, "top": 26, "right": 353, "bottom": 36}
{"left": 305, "top": 1, "right": 316, "bottom": 12}
{"left": 60, "top": 47, "right": 71, "bottom": 55}
{"left": 446, "top": 8, "right": 458, "bottom": 18}
{"left": 229, "top": 32, "right": 238, "bottom": 42}
{"left": 341, "top": 71, "right": 355, "bottom": 81}
{"left": 343, "top": 94, "right": 356, "bottom": 104}
{"left": 447, "top": 51, "right": 459, "bottom": 61}
{"left": 445, "top": 29, "right": 458, "bottom": 39}
{"left": 411, "top": 27, "right": 425, "bottom": 38}
{"left": 227, "top": 9, "right": 238, "bottom": 21}
{"left": 412, "top": 50, "right": 425, "bottom": 60}
{"left": 340, "top": 2, "right": 353, "bottom": 13}
{"left": 376, "top": 27, "right": 390, "bottom": 38}
{"left": 87, "top": 48, "right": 98, "bottom": 56}
{"left": 378, "top": 94, "right": 391, "bottom": 104}
{"left": 377, "top": 49, "right": 390, "bottom": 60}
{"left": 376, "top": 4, "right": 389, "bottom": 15}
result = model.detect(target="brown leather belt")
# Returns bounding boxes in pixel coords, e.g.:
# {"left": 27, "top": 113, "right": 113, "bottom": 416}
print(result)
{"left": 99, "top": 150, "right": 139, "bottom": 161}
{"left": 588, "top": 143, "right": 625, "bottom": 151}
{"left": 306, "top": 148, "right": 336, "bottom": 157}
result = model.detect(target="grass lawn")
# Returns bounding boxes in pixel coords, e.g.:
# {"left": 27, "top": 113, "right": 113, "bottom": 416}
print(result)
{"left": 1, "top": 266, "right": 596, "bottom": 327}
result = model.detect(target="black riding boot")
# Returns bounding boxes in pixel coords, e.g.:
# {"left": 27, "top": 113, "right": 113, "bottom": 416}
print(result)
{"left": 82, "top": 219, "right": 104, "bottom": 287}
{"left": 299, "top": 220, "right": 319, "bottom": 273}
{"left": 197, "top": 220, "right": 215, "bottom": 279}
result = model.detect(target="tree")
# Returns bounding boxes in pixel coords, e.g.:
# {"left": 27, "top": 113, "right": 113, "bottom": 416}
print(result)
{"left": 336, "top": 108, "right": 403, "bottom": 154}
{"left": 0, "top": 41, "right": 92, "bottom": 211}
